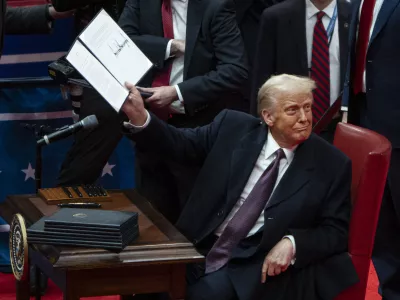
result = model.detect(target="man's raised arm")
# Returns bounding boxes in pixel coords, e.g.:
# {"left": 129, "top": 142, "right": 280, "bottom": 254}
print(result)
{"left": 121, "top": 83, "right": 225, "bottom": 164}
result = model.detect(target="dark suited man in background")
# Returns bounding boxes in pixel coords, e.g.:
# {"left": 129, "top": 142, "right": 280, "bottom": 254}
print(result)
{"left": 121, "top": 74, "right": 358, "bottom": 300}
{"left": 342, "top": 0, "right": 400, "bottom": 298}
{"left": 251, "top": 0, "right": 351, "bottom": 142}
{"left": 0, "top": 1, "right": 73, "bottom": 54}
{"left": 57, "top": 0, "right": 248, "bottom": 223}
{"left": 235, "top": 0, "right": 285, "bottom": 100}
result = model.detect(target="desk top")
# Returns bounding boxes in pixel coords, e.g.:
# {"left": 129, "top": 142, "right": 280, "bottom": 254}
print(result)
{"left": 0, "top": 190, "right": 203, "bottom": 270}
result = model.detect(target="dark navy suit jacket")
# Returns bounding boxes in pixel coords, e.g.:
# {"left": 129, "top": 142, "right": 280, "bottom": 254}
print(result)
{"left": 342, "top": 0, "right": 400, "bottom": 147}
{"left": 127, "top": 109, "right": 358, "bottom": 300}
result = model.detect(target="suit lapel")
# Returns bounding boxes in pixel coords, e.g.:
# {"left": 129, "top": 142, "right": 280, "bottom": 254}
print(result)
{"left": 265, "top": 136, "right": 315, "bottom": 210}
{"left": 290, "top": 0, "right": 308, "bottom": 75}
{"left": 338, "top": 0, "right": 351, "bottom": 87}
{"left": 226, "top": 123, "right": 268, "bottom": 208}
{"left": 370, "top": 0, "right": 400, "bottom": 44}
{"left": 184, "top": 0, "right": 204, "bottom": 78}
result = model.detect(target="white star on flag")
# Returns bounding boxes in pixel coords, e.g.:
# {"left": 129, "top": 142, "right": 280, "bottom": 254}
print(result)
{"left": 22, "top": 163, "right": 35, "bottom": 181}
{"left": 102, "top": 162, "right": 116, "bottom": 177}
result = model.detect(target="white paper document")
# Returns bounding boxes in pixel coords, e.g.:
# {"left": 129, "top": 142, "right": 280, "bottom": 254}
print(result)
{"left": 66, "top": 9, "right": 153, "bottom": 112}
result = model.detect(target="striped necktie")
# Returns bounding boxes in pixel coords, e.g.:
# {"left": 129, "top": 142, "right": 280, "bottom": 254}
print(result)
{"left": 310, "top": 11, "right": 330, "bottom": 123}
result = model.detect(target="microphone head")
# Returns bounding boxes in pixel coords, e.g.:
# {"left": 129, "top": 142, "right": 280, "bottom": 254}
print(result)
{"left": 80, "top": 115, "right": 99, "bottom": 130}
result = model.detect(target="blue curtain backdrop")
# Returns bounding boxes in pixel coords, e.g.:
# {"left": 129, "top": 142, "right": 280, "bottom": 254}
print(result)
{"left": 0, "top": 19, "right": 135, "bottom": 270}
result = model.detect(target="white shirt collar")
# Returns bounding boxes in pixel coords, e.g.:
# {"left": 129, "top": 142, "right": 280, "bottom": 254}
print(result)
{"left": 264, "top": 130, "right": 297, "bottom": 163}
{"left": 306, "top": 0, "right": 337, "bottom": 20}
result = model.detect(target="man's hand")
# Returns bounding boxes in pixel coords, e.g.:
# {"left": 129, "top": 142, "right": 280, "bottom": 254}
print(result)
{"left": 122, "top": 82, "right": 148, "bottom": 126}
{"left": 48, "top": 5, "right": 75, "bottom": 19}
{"left": 261, "top": 239, "right": 294, "bottom": 283}
{"left": 139, "top": 86, "right": 178, "bottom": 109}
{"left": 342, "top": 111, "right": 348, "bottom": 123}
{"left": 171, "top": 39, "right": 186, "bottom": 57}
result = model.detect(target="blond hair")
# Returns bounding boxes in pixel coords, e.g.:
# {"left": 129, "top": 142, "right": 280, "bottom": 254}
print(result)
{"left": 257, "top": 74, "right": 316, "bottom": 115}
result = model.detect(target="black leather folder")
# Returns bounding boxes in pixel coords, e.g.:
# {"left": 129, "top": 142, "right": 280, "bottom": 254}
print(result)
{"left": 28, "top": 217, "right": 139, "bottom": 243}
{"left": 44, "top": 208, "right": 138, "bottom": 232}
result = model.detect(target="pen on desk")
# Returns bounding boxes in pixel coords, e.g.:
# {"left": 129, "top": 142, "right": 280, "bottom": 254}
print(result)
{"left": 57, "top": 203, "right": 102, "bottom": 208}
{"left": 62, "top": 186, "right": 73, "bottom": 198}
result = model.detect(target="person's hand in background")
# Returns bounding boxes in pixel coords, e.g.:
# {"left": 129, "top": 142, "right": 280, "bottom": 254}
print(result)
{"left": 48, "top": 4, "right": 75, "bottom": 20}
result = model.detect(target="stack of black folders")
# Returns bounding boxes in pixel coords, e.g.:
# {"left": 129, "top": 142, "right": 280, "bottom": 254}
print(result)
{"left": 27, "top": 208, "right": 139, "bottom": 252}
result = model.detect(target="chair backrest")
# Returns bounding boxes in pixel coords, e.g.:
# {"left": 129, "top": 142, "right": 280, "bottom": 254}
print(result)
{"left": 333, "top": 122, "right": 391, "bottom": 256}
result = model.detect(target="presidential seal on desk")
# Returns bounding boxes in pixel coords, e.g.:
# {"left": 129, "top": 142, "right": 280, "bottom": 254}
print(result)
{"left": 9, "top": 214, "right": 28, "bottom": 281}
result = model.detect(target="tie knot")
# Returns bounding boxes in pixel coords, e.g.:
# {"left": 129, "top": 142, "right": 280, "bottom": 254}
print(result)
{"left": 275, "top": 148, "right": 286, "bottom": 161}
{"left": 317, "top": 11, "right": 325, "bottom": 21}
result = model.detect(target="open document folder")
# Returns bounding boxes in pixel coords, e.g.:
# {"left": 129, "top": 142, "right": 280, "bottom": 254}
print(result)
{"left": 66, "top": 9, "right": 153, "bottom": 112}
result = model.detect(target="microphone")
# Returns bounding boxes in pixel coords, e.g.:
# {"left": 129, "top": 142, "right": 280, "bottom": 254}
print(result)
{"left": 37, "top": 115, "right": 98, "bottom": 146}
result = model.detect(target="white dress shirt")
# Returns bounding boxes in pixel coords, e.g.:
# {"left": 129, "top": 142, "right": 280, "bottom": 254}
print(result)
{"left": 165, "top": 0, "right": 188, "bottom": 114}
{"left": 215, "top": 131, "right": 297, "bottom": 253}
{"left": 359, "top": 0, "right": 385, "bottom": 92}
{"left": 306, "top": 0, "right": 340, "bottom": 105}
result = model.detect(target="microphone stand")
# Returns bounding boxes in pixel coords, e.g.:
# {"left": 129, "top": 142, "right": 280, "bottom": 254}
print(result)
{"left": 21, "top": 124, "right": 55, "bottom": 193}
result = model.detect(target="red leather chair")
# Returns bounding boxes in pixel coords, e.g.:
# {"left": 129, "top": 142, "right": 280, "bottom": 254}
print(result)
{"left": 334, "top": 123, "right": 391, "bottom": 300}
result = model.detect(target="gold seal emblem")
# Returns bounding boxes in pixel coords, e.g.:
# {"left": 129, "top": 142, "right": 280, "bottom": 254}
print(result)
{"left": 9, "top": 214, "right": 28, "bottom": 281}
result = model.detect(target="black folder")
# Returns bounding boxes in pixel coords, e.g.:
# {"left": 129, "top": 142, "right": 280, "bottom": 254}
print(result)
{"left": 44, "top": 208, "right": 138, "bottom": 232}
{"left": 27, "top": 208, "right": 140, "bottom": 251}
{"left": 28, "top": 217, "right": 138, "bottom": 243}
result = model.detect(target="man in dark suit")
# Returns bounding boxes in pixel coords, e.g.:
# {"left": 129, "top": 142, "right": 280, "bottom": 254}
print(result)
{"left": 250, "top": 0, "right": 351, "bottom": 142}
{"left": 342, "top": 0, "right": 400, "bottom": 298}
{"left": 121, "top": 74, "right": 358, "bottom": 300}
{"left": 57, "top": 0, "right": 248, "bottom": 223}
{"left": 235, "top": 0, "right": 283, "bottom": 68}
{"left": 0, "top": 1, "right": 73, "bottom": 55}
{"left": 235, "top": 0, "right": 284, "bottom": 100}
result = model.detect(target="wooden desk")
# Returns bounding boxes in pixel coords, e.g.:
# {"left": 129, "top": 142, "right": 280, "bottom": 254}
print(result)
{"left": 0, "top": 190, "right": 204, "bottom": 300}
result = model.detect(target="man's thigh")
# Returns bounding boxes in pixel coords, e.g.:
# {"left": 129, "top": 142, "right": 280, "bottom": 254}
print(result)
{"left": 186, "top": 266, "right": 238, "bottom": 300}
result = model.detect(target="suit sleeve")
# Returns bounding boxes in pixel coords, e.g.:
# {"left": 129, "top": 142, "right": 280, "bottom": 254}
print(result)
{"left": 118, "top": 0, "right": 169, "bottom": 69}
{"left": 5, "top": 5, "right": 50, "bottom": 35}
{"left": 249, "top": 9, "right": 276, "bottom": 116}
{"left": 125, "top": 110, "right": 228, "bottom": 164}
{"left": 289, "top": 159, "right": 352, "bottom": 269}
{"left": 177, "top": 0, "right": 248, "bottom": 115}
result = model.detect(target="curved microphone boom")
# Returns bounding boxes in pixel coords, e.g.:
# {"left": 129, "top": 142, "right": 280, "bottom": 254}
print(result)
{"left": 37, "top": 115, "right": 98, "bottom": 146}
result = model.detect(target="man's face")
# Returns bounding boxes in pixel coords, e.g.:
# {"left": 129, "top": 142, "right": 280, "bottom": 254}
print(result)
{"left": 262, "top": 92, "right": 313, "bottom": 147}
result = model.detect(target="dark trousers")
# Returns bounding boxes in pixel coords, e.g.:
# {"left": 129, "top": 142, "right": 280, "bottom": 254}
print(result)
{"left": 372, "top": 149, "right": 400, "bottom": 300}
{"left": 131, "top": 265, "right": 238, "bottom": 300}
{"left": 57, "top": 88, "right": 124, "bottom": 186}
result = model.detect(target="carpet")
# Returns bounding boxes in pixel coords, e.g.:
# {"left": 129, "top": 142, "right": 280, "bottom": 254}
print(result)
{"left": 0, "top": 262, "right": 381, "bottom": 300}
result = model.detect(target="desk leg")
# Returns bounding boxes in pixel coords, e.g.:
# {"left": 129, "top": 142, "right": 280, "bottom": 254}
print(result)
{"left": 16, "top": 277, "right": 30, "bottom": 300}
{"left": 35, "top": 265, "right": 42, "bottom": 300}
{"left": 170, "top": 265, "right": 186, "bottom": 300}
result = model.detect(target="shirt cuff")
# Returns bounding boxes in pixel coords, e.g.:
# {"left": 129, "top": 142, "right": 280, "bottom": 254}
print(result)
{"left": 175, "top": 85, "right": 184, "bottom": 103}
{"left": 123, "top": 110, "right": 151, "bottom": 133}
{"left": 341, "top": 106, "right": 348, "bottom": 112}
{"left": 165, "top": 40, "right": 173, "bottom": 60}
{"left": 283, "top": 235, "right": 296, "bottom": 265}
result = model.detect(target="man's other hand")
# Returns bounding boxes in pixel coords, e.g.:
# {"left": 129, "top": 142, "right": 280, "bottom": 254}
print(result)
{"left": 48, "top": 6, "right": 75, "bottom": 19}
{"left": 139, "top": 86, "right": 178, "bottom": 109}
{"left": 342, "top": 111, "right": 348, "bottom": 123}
{"left": 261, "top": 239, "right": 294, "bottom": 283}
{"left": 171, "top": 39, "right": 186, "bottom": 57}
{"left": 122, "top": 82, "right": 148, "bottom": 126}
